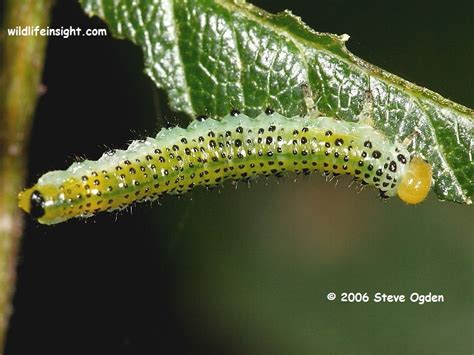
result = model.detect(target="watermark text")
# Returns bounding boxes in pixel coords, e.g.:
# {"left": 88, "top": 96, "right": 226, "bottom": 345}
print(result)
{"left": 6, "top": 26, "right": 107, "bottom": 39}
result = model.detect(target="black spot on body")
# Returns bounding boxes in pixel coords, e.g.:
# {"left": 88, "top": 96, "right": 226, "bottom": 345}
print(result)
{"left": 388, "top": 160, "right": 397, "bottom": 173}
{"left": 230, "top": 109, "right": 240, "bottom": 116}
{"left": 372, "top": 150, "right": 382, "bottom": 159}
{"left": 397, "top": 154, "right": 407, "bottom": 164}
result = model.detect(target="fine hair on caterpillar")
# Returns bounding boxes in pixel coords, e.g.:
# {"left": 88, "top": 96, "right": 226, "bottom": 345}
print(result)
{"left": 18, "top": 103, "right": 433, "bottom": 225}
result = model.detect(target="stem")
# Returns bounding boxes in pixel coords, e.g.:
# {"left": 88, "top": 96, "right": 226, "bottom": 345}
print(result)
{"left": 0, "top": 0, "right": 53, "bottom": 349}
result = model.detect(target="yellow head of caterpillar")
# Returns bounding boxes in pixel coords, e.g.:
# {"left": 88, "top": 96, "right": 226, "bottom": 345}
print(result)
{"left": 397, "top": 156, "right": 433, "bottom": 205}
{"left": 18, "top": 186, "right": 58, "bottom": 224}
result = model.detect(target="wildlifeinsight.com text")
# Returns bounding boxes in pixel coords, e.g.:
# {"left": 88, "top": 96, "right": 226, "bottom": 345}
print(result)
{"left": 6, "top": 26, "right": 107, "bottom": 39}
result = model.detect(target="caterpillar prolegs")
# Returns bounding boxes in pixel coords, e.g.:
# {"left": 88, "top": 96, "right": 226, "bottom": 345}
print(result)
{"left": 18, "top": 111, "right": 432, "bottom": 224}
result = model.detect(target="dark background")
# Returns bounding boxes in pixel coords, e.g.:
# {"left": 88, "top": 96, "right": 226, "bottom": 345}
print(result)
{"left": 5, "top": 0, "right": 473, "bottom": 354}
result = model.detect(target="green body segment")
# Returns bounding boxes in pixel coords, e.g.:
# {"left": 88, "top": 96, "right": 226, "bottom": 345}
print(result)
{"left": 19, "top": 112, "right": 410, "bottom": 224}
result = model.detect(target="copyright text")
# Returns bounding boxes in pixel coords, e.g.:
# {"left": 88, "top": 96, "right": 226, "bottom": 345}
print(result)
{"left": 326, "top": 292, "right": 445, "bottom": 305}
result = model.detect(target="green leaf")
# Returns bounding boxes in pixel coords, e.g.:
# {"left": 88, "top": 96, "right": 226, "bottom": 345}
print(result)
{"left": 79, "top": 0, "right": 473, "bottom": 204}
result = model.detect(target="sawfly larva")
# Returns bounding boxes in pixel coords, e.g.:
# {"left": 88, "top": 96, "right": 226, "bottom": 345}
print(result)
{"left": 18, "top": 110, "right": 432, "bottom": 224}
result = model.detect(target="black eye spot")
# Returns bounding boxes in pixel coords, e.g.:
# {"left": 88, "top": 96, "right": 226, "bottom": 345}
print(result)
{"left": 265, "top": 107, "right": 274, "bottom": 115}
{"left": 30, "top": 190, "right": 45, "bottom": 218}
{"left": 196, "top": 115, "right": 208, "bottom": 121}
{"left": 397, "top": 154, "right": 407, "bottom": 164}
{"left": 266, "top": 136, "right": 273, "bottom": 144}
{"left": 234, "top": 139, "right": 242, "bottom": 147}
{"left": 372, "top": 150, "right": 382, "bottom": 159}
{"left": 335, "top": 138, "right": 344, "bottom": 146}
{"left": 236, "top": 126, "right": 243, "bottom": 134}
{"left": 325, "top": 130, "right": 332, "bottom": 136}
{"left": 364, "top": 141, "right": 372, "bottom": 148}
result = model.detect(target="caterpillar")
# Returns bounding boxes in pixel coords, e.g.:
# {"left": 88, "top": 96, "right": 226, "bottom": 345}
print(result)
{"left": 18, "top": 111, "right": 432, "bottom": 225}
